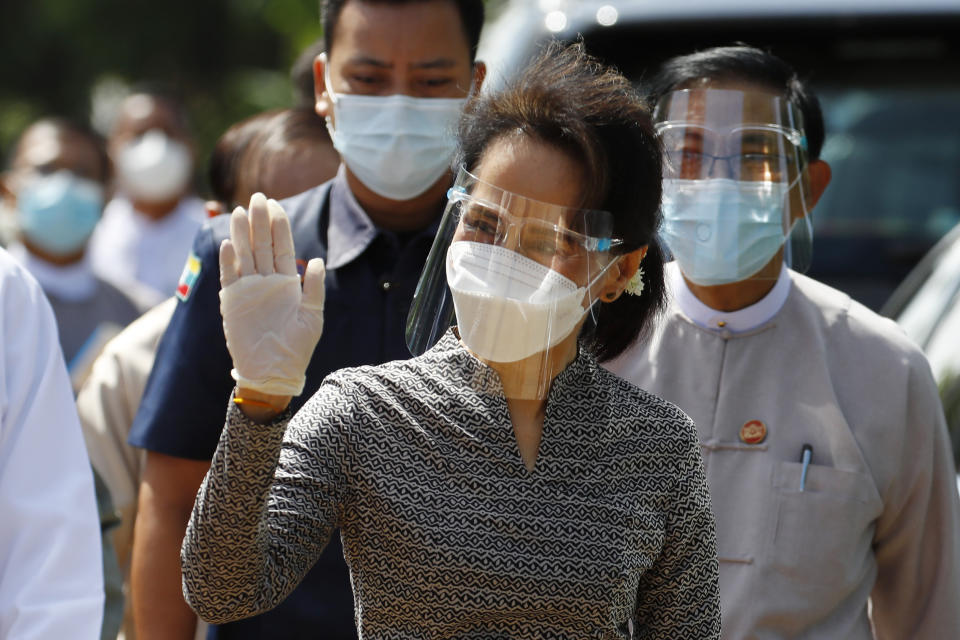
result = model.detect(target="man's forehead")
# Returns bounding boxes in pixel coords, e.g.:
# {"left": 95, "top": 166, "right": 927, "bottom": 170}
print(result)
{"left": 15, "top": 125, "right": 64, "bottom": 169}
{"left": 329, "top": 0, "right": 471, "bottom": 66}
{"left": 658, "top": 87, "right": 798, "bottom": 131}
{"left": 114, "top": 95, "right": 184, "bottom": 138}
{"left": 14, "top": 125, "right": 101, "bottom": 176}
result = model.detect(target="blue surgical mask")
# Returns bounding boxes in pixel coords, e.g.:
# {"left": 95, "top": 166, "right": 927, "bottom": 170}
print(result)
{"left": 18, "top": 170, "right": 103, "bottom": 256}
{"left": 324, "top": 70, "right": 466, "bottom": 201}
{"left": 661, "top": 178, "right": 789, "bottom": 286}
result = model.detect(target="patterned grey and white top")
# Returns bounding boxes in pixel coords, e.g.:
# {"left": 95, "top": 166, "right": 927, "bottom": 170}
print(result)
{"left": 182, "top": 330, "right": 720, "bottom": 639}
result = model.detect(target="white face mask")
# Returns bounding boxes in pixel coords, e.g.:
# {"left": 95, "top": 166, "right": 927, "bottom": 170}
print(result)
{"left": 661, "top": 178, "right": 790, "bottom": 286}
{"left": 324, "top": 72, "right": 465, "bottom": 201}
{"left": 446, "top": 241, "right": 591, "bottom": 363}
{"left": 117, "top": 129, "right": 192, "bottom": 203}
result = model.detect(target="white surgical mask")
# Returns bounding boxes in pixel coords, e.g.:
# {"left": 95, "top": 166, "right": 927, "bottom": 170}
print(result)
{"left": 324, "top": 72, "right": 465, "bottom": 201}
{"left": 117, "top": 129, "right": 192, "bottom": 203}
{"left": 661, "top": 178, "right": 790, "bottom": 286}
{"left": 446, "top": 241, "right": 590, "bottom": 363}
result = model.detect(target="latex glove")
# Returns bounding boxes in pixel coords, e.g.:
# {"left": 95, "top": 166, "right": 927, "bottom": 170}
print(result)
{"left": 218, "top": 193, "right": 325, "bottom": 396}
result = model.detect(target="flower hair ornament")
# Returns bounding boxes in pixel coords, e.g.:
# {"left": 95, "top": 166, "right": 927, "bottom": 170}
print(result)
{"left": 624, "top": 267, "right": 645, "bottom": 296}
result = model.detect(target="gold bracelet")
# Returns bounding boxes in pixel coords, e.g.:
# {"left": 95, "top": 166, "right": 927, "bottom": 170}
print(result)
{"left": 233, "top": 396, "right": 284, "bottom": 412}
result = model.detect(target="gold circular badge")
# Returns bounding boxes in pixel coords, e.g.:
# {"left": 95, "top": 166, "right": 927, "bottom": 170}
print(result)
{"left": 740, "top": 420, "right": 767, "bottom": 445}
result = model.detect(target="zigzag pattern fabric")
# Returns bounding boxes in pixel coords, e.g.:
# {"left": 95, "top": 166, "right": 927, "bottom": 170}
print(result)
{"left": 182, "top": 330, "right": 720, "bottom": 638}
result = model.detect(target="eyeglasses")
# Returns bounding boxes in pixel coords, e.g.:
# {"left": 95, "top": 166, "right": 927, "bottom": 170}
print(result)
{"left": 658, "top": 124, "right": 803, "bottom": 182}
{"left": 448, "top": 188, "right": 622, "bottom": 266}
{"left": 663, "top": 149, "right": 799, "bottom": 181}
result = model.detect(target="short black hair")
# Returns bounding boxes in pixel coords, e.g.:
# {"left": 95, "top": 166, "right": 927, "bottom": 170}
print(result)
{"left": 648, "top": 45, "right": 825, "bottom": 161}
{"left": 291, "top": 38, "right": 325, "bottom": 108}
{"left": 321, "top": 0, "right": 484, "bottom": 61}
{"left": 115, "top": 86, "right": 192, "bottom": 137}
{"left": 208, "top": 107, "right": 331, "bottom": 207}
{"left": 12, "top": 117, "right": 111, "bottom": 184}
{"left": 457, "top": 41, "right": 667, "bottom": 362}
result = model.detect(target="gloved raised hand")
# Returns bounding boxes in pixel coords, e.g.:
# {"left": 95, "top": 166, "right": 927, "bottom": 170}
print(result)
{"left": 219, "top": 192, "right": 325, "bottom": 398}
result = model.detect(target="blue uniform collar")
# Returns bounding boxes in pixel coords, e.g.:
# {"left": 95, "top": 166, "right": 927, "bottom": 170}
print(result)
{"left": 326, "top": 166, "right": 378, "bottom": 270}
{"left": 325, "top": 165, "right": 443, "bottom": 270}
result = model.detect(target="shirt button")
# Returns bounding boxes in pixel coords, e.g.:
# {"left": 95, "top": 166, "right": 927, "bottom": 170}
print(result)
{"left": 381, "top": 280, "right": 392, "bottom": 292}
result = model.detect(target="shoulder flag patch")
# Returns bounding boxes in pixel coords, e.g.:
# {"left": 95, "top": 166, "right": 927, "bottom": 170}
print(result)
{"left": 176, "top": 251, "right": 202, "bottom": 301}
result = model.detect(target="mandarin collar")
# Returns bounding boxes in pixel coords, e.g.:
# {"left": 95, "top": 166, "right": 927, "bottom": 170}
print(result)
{"left": 669, "top": 260, "right": 791, "bottom": 333}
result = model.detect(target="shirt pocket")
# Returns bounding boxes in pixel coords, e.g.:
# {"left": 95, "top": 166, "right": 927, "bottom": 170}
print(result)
{"left": 767, "top": 461, "right": 883, "bottom": 586}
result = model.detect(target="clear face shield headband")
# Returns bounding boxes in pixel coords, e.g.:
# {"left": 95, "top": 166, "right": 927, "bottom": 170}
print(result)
{"left": 406, "top": 167, "right": 624, "bottom": 397}
{"left": 654, "top": 88, "right": 815, "bottom": 285}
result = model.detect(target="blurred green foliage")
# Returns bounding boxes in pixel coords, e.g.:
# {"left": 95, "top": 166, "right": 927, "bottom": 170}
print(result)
{"left": 0, "top": 0, "right": 507, "bottom": 197}
{"left": 0, "top": 0, "right": 323, "bottom": 196}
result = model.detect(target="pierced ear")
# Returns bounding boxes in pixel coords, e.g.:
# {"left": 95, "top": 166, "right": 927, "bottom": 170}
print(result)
{"left": 601, "top": 246, "right": 647, "bottom": 302}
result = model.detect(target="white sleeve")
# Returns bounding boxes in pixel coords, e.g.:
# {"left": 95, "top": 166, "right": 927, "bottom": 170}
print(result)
{"left": 0, "top": 255, "right": 104, "bottom": 640}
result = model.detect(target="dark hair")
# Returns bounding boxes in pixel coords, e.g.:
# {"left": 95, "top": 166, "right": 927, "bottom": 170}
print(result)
{"left": 12, "top": 117, "right": 111, "bottom": 184}
{"left": 208, "top": 107, "right": 331, "bottom": 207}
{"left": 648, "top": 45, "right": 825, "bottom": 161}
{"left": 321, "top": 0, "right": 484, "bottom": 61}
{"left": 114, "top": 87, "right": 192, "bottom": 137}
{"left": 457, "top": 41, "right": 667, "bottom": 362}
{"left": 291, "top": 38, "right": 325, "bottom": 108}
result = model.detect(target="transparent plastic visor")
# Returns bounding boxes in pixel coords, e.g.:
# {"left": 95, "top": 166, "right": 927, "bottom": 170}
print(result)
{"left": 654, "top": 88, "right": 815, "bottom": 281}
{"left": 406, "top": 167, "right": 625, "bottom": 397}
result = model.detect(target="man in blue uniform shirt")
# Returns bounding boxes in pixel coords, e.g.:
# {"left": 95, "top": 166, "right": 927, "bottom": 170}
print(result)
{"left": 127, "top": 1, "right": 486, "bottom": 637}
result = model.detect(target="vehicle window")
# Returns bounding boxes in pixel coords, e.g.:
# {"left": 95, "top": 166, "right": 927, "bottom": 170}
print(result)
{"left": 817, "top": 89, "right": 960, "bottom": 242}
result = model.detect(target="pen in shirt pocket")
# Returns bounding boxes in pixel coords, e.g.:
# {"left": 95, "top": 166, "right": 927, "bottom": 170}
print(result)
{"left": 799, "top": 444, "right": 813, "bottom": 491}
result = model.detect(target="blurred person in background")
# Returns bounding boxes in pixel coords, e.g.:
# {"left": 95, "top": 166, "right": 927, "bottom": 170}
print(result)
{"left": 290, "top": 38, "right": 326, "bottom": 109}
{"left": 208, "top": 107, "right": 339, "bottom": 215}
{"left": 0, "top": 118, "right": 140, "bottom": 390}
{"left": 0, "top": 246, "right": 104, "bottom": 639}
{"left": 606, "top": 45, "right": 960, "bottom": 638}
{"left": 78, "top": 104, "right": 339, "bottom": 640}
{"left": 88, "top": 91, "right": 206, "bottom": 310}
{"left": 126, "top": 0, "right": 486, "bottom": 637}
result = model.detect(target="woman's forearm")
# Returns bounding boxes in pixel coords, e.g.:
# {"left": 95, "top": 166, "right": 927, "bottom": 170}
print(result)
{"left": 179, "top": 399, "right": 293, "bottom": 623}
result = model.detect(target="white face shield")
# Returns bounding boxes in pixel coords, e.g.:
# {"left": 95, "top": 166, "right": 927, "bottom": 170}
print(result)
{"left": 654, "top": 88, "right": 815, "bottom": 285}
{"left": 406, "top": 167, "right": 625, "bottom": 397}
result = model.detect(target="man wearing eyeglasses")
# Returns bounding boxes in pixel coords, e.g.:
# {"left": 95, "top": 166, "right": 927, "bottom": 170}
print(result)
{"left": 606, "top": 45, "right": 960, "bottom": 638}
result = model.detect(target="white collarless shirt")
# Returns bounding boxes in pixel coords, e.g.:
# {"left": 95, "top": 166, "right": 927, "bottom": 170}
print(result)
{"left": 88, "top": 195, "right": 205, "bottom": 308}
{"left": 669, "top": 261, "right": 791, "bottom": 333}
{"left": 0, "top": 248, "right": 104, "bottom": 639}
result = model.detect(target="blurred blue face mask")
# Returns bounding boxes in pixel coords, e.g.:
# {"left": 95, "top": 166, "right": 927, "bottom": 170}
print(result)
{"left": 324, "top": 67, "right": 466, "bottom": 201}
{"left": 18, "top": 170, "right": 103, "bottom": 256}
{"left": 661, "top": 178, "right": 789, "bottom": 286}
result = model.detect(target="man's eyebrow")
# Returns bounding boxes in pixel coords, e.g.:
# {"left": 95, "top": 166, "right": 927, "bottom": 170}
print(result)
{"left": 342, "top": 57, "right": 459, "bottom": 70}
{"left": 344, "top": 56, "right": 392, "bottom": 69}
{"left": 410, "top": 58, "right": 458, "bottom": 70}
{"left": 739, "top": 130, "right": 780, "bottom": 147}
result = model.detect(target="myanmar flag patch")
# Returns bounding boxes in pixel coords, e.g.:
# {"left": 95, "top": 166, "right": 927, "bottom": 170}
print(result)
{"left": 176, "top": 251, "right": 201, "bottom": 301}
